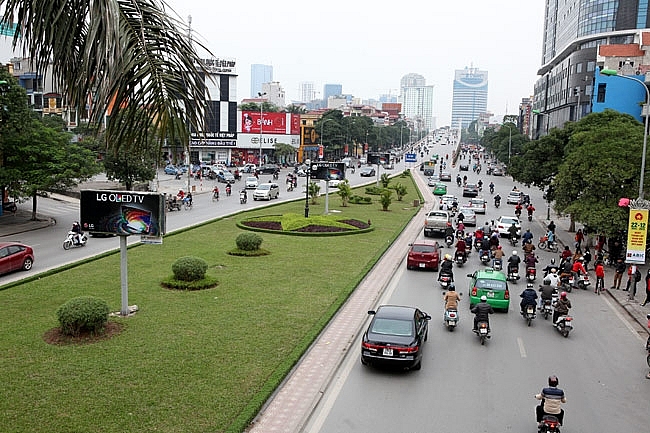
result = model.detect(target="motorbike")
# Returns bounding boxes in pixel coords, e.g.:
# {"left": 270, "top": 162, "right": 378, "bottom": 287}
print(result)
{"left": 480, "top": 251, "right": 491, "bottom": 265}
{"left": 456, "top": 229, "right": 464, "bottom": 240}
{"left": 526, "top": 266, "right": 537, "bottom": 282}
{"left": 443, "top": 308, "right": 459, "bottom": 331}
{"left": 493, "top": 259, "right": 503, "bottom": 271}
{"left": 474, "top": 238, "right": 482, "bottom": 252}
{"left": 507, "top": 265, "right": 520, "bottom": 283}
{"left": 537, "top": 414, "right": 562, "bottom": 433}
{"left": 528, "top": 213, "right": 533, "bottom": 222}
{"left": 454, "top": 252, "right": 466, "bottom": 267}
{"left": 239, "top": 191, "right": 247, "bottom": 204}
{"left": 225, "top": 185, "right": 232, "bottom": 197}
{"left": 439, "top": 273, "right": 453, "bottom": 290}
{"left": 494, "top": 198, "right": 501, "bottom": 208}
{"left": 569, "top": 273, "right": 590, "bottom": 290}
{"left": 474, "top": 321, "right": 490, "bottom": 345}
{"left": 489, "top": 185, "right": 494, "bottom": 194}
{"left": 445, "top": 235, "right": 454, "bottom": 248}
{"left": 272, "top": 172, "right": 279, "bottom": 180}
{"left": 509, "top": 235, "right": 519, "bottom": 246}
{"left": 559, "top": 274, "right": 572, "bottom": 293}
{"left": 538, "top": 236, "right": 559, "bottom": 253}
{"left": 522, "top": 304, "right": 536, "bottom": 326}
{"left": 541, "top": 298, "right": 554, "bottom": 320}
{"left": 554, "top": 313, "right": 573, "bottom": 338}
{"left": 182, "top": 197, "right": 193, "bottom": 210}
{"left": 63, "top": 231, "right": 88, "bottom": 250}
{"left": 515, "top": 209, "right": 522, "bottom": 219}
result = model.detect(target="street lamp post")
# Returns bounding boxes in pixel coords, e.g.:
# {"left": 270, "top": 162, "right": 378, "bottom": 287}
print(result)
{"left": 304, "top": 159, "right": 311, "bottom": 218}
{"left": 258, "top": 92, "right": 266, "bottom": 166}
{"left": 320, "top": 118, "right": 336, "bottom": 215}
{"left": 600, "top": 69, "right": 649, "bottom": 199}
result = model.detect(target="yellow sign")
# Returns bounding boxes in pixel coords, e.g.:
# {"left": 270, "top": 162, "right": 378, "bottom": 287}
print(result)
{"left": 626, "top": 208, "right": 648, "bottom": 264}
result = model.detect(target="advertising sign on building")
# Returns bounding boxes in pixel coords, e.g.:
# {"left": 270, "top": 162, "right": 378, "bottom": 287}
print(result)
{"left": 626, "top": 208, "right": 648, "bottom": 264}
{"left": 80, "top": 190, "right": 166, "bottom": 236}
{"left": 367, "top": 152, "right": 391, "bottom": 165}
{"left": 242, "top": 112, "right": 290, "bottom": 134}
{"left": 310, "top": 162, "right": 345, "bottom": 181}
{"left": 239, "top": 134, "right": 300, "bottom": 148}
{"left": 302, "top": 126, "right": 319, "bottom": 151}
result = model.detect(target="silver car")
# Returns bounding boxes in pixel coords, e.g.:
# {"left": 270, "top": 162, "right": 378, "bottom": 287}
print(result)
{"left": 253, "top": 183, "right": 280, "bottom": 200}
{"left": 458, "top": 207, "right": 477, "bottom": 226}
{"left": 245, "top": 177, "right": 259, "bottom": 189}
{"left": 439, "top": 194, "right": 458, "bottom": 210}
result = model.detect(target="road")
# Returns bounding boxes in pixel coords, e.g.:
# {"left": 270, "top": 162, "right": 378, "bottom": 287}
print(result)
{"left": 305, "top": 144, "right": 649, "bottom": 432}
{"left": 0, "top": 160, "right": 410, "bottom": 285}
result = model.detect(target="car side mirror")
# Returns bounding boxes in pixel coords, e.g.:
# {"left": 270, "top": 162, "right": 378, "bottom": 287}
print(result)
{"left": 466, "top": 274, "right": 472, "bottom": 278}
{"left": 367, "top": 310, "right": 376, "bottom": 315}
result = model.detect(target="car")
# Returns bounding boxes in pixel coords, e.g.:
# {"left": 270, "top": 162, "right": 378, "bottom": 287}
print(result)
{"left": 462, "top": 183, "right": 479, "bottom": 197}
{"left": 245, "top": 177, "right": 259, "bottom": 189}
{"left": 468, "top": 197, "right": 487, "bottom": 214}
{"left": 360, "top": 167, "right": 376, "bottom": 177}
{"left": 0, "top": 242, "right": 34, "bottom": 275}
{"left": 361, "top": 305, "right": 431, "bottom": 371}
{"left": 440, "top": 171, "right": 452, "bottom": 182}
{"left": 467, "top": 268, "right": 510, "bottom": 312}
{"left": 458, "top": 207, "right": 477, "bottom": 226}
{"left": 506, "top": 190, "right": 524, "bottom": 204}
{"left": 258, "top": 164, "right": 281, "bottom": 175}
{"left": 195, "top": 166, "right": 217, "bottom": 180}
{"left": 216, "top": 170, "right": 236, "bottom": 184}
{"left": 492, "top": 167, "right": 504, "bottom": 176}
{"left": 433, "top": 183, "right": 447, "bottom": 196}
{"left": 253, "top": 182, "right": 280, "bottom": 200}
{"left": 240, "top": 164, "right": 257, "bottom": 174}
{"left": 164, "top": 164, "right": 181, "bottom": 175}
{"left": 406, "top": 240, "right": 440, "bottom": 270}
{"left": 423, "top": 168, "right": 435, "bottom": 177}
{"left": 496, "top": 216, "right": 521, "bottom": 237}
{"left": 459, "top": 163, "right": 469, "bottom": 171}
{"left": 427, "top": 176, "right": 439, "bottom": 187}
{"left": 439, "top": 194, "right": 458, "bottom": 210}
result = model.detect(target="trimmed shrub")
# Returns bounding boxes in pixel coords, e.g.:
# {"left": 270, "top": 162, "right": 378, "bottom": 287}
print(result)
{"left": 56, "top": 296, "right": 110, "bottom": 337}
{"left": 365, "top": 186, "right": 382, "bottom": 195}
{"left": 349, "top": 195, "right": 372, "bottom": 204}
{"left": 235, "top": 233, "right": 264, "bottom": 251}
{"left": 172, "top": 256, "right": 208, "bottom": 281}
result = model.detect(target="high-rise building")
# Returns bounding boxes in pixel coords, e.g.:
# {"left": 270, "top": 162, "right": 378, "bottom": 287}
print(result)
{"left": 400, "top": 73, "right": 434, "bottom": 131}
{"left": 299, "top": 81, "right": 315, "bottom": 103}
{"left": 533, "top": 1, "right": 650, "bottom": 137}
{"left": 450, "top": 67, "right": 488, "bottom": 130}
{"left": 323, "top": 84, "right": 342, "bottom": 102}
{"left": 261, "top": 81, "right": 285, "bottom": 108}
{"left": 250, "top": 64, "right": 272, "bottom": 98}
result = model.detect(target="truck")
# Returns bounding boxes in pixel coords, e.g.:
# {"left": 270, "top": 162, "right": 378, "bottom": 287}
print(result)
{"left": 423, "top": 210, "right": 451, "bottom": 237}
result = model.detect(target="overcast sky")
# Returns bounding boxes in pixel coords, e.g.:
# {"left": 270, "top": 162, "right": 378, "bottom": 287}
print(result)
{"left": 166, "top": 0, "right": 546, "bottom": 127}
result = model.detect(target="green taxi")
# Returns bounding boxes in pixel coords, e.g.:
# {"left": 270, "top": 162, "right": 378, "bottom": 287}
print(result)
{"left": 433, "top": 183, "right": 447, "bottom": 196}
{"left": 466, "top": 268, "right": 510, "bottom": 312}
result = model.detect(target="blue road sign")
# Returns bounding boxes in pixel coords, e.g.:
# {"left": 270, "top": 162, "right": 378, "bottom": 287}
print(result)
{"left": 405, "top": 153, "right": 417, "bottom": 163}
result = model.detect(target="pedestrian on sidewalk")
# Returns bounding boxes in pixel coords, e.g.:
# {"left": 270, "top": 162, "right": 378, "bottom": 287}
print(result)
{"left": 574, "top": 229, "right": 584, "bottom": 249}
{"left": 613, "top": 258, "right": 626, "bottom": 289}
{"left": 641, "top": 270, "right": 650, "bottom": 306}
{"left": 626, "top": 265, "right": 641, "bottom": 300}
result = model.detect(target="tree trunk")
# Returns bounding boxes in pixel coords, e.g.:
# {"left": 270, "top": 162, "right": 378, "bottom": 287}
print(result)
{"left": 30, "top": 191, "right": 38, "bottom": 221}
{"left": 569, "top": 214, "right": 575, "bottom": 232}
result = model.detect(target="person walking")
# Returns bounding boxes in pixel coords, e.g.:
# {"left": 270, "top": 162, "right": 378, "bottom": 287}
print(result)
{"left": 612, "top": 258, "right": 626, "bottom": 290}
{"left": 574, "top": 229, "right": 584, "bottom": 249}
{"left": 641, "top": 269, "right": 650, "bottom": 306}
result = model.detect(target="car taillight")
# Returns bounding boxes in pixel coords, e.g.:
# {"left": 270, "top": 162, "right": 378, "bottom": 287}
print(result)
{"left": 362, "top": 342, "right": 381, "bottom": 351}
{"left": 471, "top": 286, "right": 477, "bottom": 296}
{"left": 504, "top": 289, "right": 510, "bottom": 299}
{"left": 397, "top": 346, "right": 419, "bottom": 353}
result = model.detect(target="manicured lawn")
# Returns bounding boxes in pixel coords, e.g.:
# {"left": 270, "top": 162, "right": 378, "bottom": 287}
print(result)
{"left": 0, "top": 173, "right": 422, "bottom": 433}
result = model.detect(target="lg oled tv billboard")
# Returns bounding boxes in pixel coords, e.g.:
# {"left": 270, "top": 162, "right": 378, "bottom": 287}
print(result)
{"left": 80, "top": 190, "right": 166, "bottom": 236}
{"left": 310, "top": 162, "right": 346, "bottom": 181}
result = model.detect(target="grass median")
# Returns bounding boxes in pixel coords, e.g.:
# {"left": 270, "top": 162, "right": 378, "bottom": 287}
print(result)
{"left": 0, "top": 173, "right": 422, "bottom": 433}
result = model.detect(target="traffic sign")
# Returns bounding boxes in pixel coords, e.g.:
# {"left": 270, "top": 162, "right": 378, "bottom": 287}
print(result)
{"left": 405, "top": 153, "right": 417, "bottom": 163}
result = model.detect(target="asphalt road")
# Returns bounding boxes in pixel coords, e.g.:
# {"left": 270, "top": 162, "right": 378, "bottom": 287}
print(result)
{"left": 305, "top": 144, "right": 649, "bottom": 433}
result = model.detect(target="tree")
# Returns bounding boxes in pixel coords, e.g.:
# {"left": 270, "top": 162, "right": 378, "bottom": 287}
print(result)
{"left": 103, "top": 144, "right": 157, "bottom": 191}
{"left": 2, "top": 0, "right": 211, "bottom": 152}
{"left": 284, "top": 104, "right": 307, "bottom": 114}
{"left": 336, "top": 180, "right": 352, "bottom": 206}
{"left": 273, "top": 142, "right": 297, "bottom": 162}
{"left": 239, "top": 101, "right": 279, "bottom": 112}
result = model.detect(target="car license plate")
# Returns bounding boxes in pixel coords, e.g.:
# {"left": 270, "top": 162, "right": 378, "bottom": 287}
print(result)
{"left": 419, "top": 263, "right": 425, "bottom": 268}
{"left": 487, "top": 291, "right": 495, "bottom": 298}
{"left": 383, "top": 348, "right": 393, "bottom": 356}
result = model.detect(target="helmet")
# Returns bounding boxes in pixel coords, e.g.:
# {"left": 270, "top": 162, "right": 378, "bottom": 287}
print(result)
{"left": 548, "top": 375, "right": 559, "bottom": 387}
{"left": 527, "top": 283, "right": 534, "bottom": 289}
{"left": 497, "top": 246, "right": 502, "bottom": 249}
{"left": 448, "top": 284, "right": 456, "bottom": 291}
{"left": 444, "top": 254, "right": 452, "bottom": 261}
{"left": 512, "top": 250, "right": 518, "bottom": 256}
{"left": 550, "top": 267, "right": 557, "bottom": 274}
{"left": 543, "top": 278, "right": 551, "bottom": 285}
{"left": 578, "top": 257, "right": 584, "bottom": 261}
{"left": 480, "top": 295, "right": 487, "bottom": 302}
{"left": 560, "top": 292, "right": 567, "bottom": 299}
{"left": 447, "top": 222, "right": 452, "bottom": 227}
{"left": 485, "top": 222, "right": 489, "bottom": 226}
{"left": 550, "top": 258, "right": 556, "bottom": 265}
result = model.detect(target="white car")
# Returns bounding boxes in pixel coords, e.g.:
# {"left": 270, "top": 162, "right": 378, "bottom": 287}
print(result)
{"left": 506, "top": 190, "right": 523, "bottom": 204}
{"left": 439, "top": 194, "right": 458, "bottom": 210}
{"left": 253, "top": 183, "right": 280, "bottom": 200}
{"left": 245, "top": 177, "right": 259, "bottom": 189}
{"left": 458, "top": 207, "right": 477, "bottom": 226}
{"left": 496, "top": 216, "right": 521, "bottom": 237}
{"left": 467, "top": 197, "right": 487, "bottom": 214}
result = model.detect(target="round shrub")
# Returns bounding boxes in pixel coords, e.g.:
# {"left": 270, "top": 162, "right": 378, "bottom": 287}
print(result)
{"left": 56, "top": 296, "right": 110, "bottom": 337}
{"left": 172, "top": 256, "right": 208, "bottom": 281}
{"left": 236, "top": 232, "right": 263, "bottom": 251}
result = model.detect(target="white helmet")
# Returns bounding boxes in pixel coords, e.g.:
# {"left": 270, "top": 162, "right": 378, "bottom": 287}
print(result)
{"left": 512, "top": 250, "right": 518, "bottom": 256}
{"left": 480, "top": 295, "right": 488, "bottom": 302}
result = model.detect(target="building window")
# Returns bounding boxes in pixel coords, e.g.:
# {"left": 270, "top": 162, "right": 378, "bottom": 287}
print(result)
{"left": 587, "top": 61, "right": 595, "bottom": 72}
{"left": 597, "top": 83, "right": 607, "bottom": 103}
{"left": 576, "top": 63, "right": 583, "bottom": 73}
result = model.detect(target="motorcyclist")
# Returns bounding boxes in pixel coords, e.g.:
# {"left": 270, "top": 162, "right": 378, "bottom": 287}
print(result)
{"left": 515, "top": 202, "right": 523, "bottom": 218}
{"left": 457, "top": 211, "right": 465, "bottom": 225}
{"left": 443, "top": 284, "right": 461, "bottom": 311}
{"left": 507, "top": 223, "right": 519, "bottom": 242}
{"left": 494, "top": 194, "right": 501, "bottom": 207}
{"left": 474, "top": 227, "right": 484, "bottom": 241}
{"left": 508, "top": 250, "right": 521, "bottom": 275}
{"left": 560, "top": 245, "right": 572, "bottom": 262}
{"left": 523, "top": 240, "right": 536, "bottom": 256}
{"left": 444, "top": 222, "right": 455, "bottom": 241}
{"left": 520, "top": 283, "right": 539, "bottom": 314}
{"left": 526, "top": 203, "right": 535, "bottom": 218}
{"left": 479, "top": 236, "right": 491, "bottom": 260}
{"left": 184, "top": 191, "right": 193, "bottom": 206}
{"left": 471, "top": 295, "right": 494, "bottom": 331}
{"left": 546, "top": 268, "right": 560, "bottom": 289}
{"left": 535, "top": 375, "right": 567, "bottom": 426}
{"left": 522, "top": 228, "right": 534, "bottom": 245}
{"left": 545, "top": 229, "right": 555, "bottom": 247}
{"left": 553, "top": 292, "right": 572, "bottom": 324}
{"left": 212, "top": 186, "right": 220, "bottom": 200}
{"left": 489, "top": 232, "right": 500, "bottom": 250}
{"left": 489, "top": 181, "right": 495, "bottom": 193}
{"left": 492, "top": 245, "right": 505, "bottom": 268}
{"left": 543, "top": 258, "right": 557, "bottom": 277}
{"left": 177, "top": 189, "right": 185, "bottom": 200}
{"left": 71, "top": 221, "right": 83, "bottom": 245}
{"left": 571, "top": 256, "right": 586, "bottom": 277}
{"left": 439, "top": 254, "right": 454, "bottom": 282}
{"left": 456, "top": 174, "right": 462, "bottom": 187}
{"left": 225, "top": 184, "right": 232, "bottom": 196}
{"left": 477, "top": 179, "right": 483, "bottom": 191}
{"left": 455, "top": 238, "right": 467, "bottom": 262}
{"left": 524, "top": 252, "right": 538, "bottom": 270}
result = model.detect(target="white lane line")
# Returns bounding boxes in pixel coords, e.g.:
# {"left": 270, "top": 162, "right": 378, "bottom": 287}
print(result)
{"left": 517, "top": 337, "right": 527, "bottom": 358}
{"left": 601, "top": 294, "right": 645, "bottom": 342}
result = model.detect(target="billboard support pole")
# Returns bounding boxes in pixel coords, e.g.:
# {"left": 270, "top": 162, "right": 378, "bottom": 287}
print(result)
{"left": 325, "top": 179, "right": 329, "bottom": 215}
{"left": 120, "top": 235, "right": 129, "bottom": 316}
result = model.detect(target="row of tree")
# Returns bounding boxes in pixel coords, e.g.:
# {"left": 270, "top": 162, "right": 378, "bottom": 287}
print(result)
{"left": 481, "top": 110, "right": 645, "bottom": 236}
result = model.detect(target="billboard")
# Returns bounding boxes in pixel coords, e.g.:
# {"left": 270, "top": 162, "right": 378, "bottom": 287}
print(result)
{"left": 242, "top": 111, "right": 289, "bottom": 134}
{"left": 80, "top": 190, "right": 166, "bottom": 236}
{"left": 310, "top": 162, "right": 346, "bottom": 181}
{"left": 367, "top": 152, "right": 391, "bottom": 165}
{"left": 626, "top": 208, "right": 648, "bottom": 264}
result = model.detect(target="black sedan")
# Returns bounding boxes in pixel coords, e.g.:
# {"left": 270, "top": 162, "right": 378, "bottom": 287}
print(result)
{"left": 463, "top": 183, "right": 479, "bottom": 197}
{"left": 361, "top": 305, "right": 430, "bottom": 371}
{"left": 440, "top": 171, "right": 452, "bottom": 182}
{"left": 360, "top": 167, "right": 376, "bottom": 177}
{"left": 258, "top": 164, "right": 281, "bottom": 174}
{"left": 459, "top": 163, "right": 469, "bottom": 171}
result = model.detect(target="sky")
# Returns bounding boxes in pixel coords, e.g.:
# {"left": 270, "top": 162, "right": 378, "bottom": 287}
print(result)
{"left": 165, "top": 0, "right": 546, "bottom": 127}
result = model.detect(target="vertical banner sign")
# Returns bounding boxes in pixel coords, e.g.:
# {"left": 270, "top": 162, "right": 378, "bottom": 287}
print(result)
{"left": 626, "top": 208, "right": 648, "bottom": 264}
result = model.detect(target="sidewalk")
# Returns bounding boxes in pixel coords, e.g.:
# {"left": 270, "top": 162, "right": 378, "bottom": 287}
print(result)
{"left": 535, "top": 207, "right": 650, "bottom": 333}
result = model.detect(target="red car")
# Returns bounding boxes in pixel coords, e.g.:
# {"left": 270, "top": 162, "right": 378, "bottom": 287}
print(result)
{"left": 406, "top": 241, "right": 440, "bottom": 271}
{"left": 0, "top": 242, "right": 34, "bottom": 275}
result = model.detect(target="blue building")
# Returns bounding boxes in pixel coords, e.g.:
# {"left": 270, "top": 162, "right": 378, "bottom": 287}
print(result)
{"left": 451, "top": 67, "right": 488, "bottom": 130}
{"left": 592, "top": 67, "right": 648, "bottom": 122}
{"left": 250, "top": 64, "right": 272, "bottom": 98}
{"left": 323, "top": 83, "right": 342, "bottom": 102}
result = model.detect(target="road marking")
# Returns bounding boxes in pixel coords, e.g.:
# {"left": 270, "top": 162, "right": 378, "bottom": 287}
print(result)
{"left": 517, "top": 337, "right": 527, "bottom": 358}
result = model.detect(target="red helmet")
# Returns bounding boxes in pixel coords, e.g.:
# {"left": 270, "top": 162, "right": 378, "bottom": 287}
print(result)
{"left": 497, "top": 246, "right": 502, "bottom": 249}
{"left": 560, "top": 292, "right": 567, "bottom": 299}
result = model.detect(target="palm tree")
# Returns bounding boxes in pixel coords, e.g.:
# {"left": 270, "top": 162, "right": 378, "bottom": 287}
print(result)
{"left": 1, "top": 0, "right": 210, "bottom": 151}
